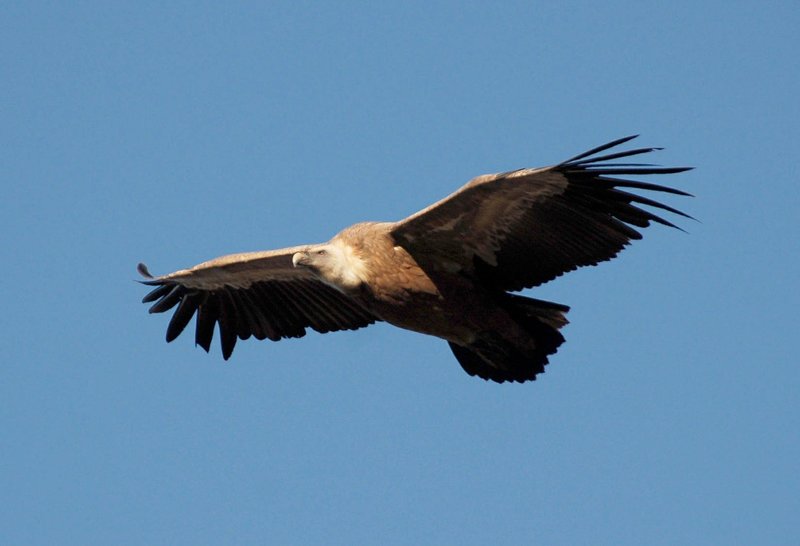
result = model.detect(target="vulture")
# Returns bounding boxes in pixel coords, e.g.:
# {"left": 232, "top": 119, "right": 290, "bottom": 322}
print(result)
{"left": 138, "top": 135, "right": 691, "bottom": 383}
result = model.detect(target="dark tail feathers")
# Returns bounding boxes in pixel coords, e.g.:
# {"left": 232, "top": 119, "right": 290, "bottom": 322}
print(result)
{"left": 449, "top": 294, "right": 569, "bottom": 384}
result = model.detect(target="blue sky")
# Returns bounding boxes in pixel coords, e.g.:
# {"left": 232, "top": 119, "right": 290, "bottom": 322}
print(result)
{"left": 3, "top": 2, "right": 799, "bottom": 544}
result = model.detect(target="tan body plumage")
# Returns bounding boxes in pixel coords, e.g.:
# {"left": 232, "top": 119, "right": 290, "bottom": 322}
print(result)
{"left": 307, "top": 222, "right": 529, "bottom": 348}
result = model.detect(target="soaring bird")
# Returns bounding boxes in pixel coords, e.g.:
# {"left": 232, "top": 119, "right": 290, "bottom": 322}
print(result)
{"left": 138, "top": 136, "right": 691, "bottom": 383}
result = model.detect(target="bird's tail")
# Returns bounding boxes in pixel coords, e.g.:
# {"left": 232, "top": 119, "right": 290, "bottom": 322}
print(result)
{"left": 448, "top": 294, "right": 569, "bottom": 383}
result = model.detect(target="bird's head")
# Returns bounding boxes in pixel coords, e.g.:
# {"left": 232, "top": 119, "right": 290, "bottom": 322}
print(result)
{"left": 292, "top": 245, "right": 333, "bottom": 270}
{"left": 292, "top": 241, "right": 367, "bottom": 291}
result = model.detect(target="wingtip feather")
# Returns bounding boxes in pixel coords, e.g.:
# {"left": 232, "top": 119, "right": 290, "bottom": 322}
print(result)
{"left": 562, "top": 135, "right": 640, "bottom": 163}
{"left": 137, "top": 262, "right": 154, "bottom": 279}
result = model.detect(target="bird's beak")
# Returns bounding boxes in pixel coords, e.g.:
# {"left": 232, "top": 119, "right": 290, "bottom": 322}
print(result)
{"left": 292, "top": 251, "right": 309, "bottom": 267}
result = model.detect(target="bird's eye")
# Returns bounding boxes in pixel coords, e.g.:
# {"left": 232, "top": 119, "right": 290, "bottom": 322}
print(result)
{"left": 317, "top": 249, "right": 326, "bottom": 255}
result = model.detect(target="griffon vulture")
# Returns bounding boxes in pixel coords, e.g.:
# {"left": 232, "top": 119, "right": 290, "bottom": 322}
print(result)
{"left": 138, "top": 136, "right": 691, "bottom": 383}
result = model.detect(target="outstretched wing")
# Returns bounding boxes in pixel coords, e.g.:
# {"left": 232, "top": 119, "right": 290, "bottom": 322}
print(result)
{"left": 391, "top": 136, "right": 692, "bottom": 291}
{"left": 138, "top": 246, "right": 378, "bottom": 359}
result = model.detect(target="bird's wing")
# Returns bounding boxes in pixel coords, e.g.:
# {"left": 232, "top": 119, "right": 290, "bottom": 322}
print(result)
{"left": 138, "top": 245, "right": 378, "bottom": 359}
{"left": 391, "top": 136, "right": 692, "bottom": 291}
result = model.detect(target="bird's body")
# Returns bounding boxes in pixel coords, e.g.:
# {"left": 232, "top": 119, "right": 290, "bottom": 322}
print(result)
{"left": 328, "top": 223, "right": 456, "bottom": 339}
{"left": 300, "top": 222, "right": 534, "bottom": 348}
{"left": 139, "top": 136, "right": 691, "bottom": 383}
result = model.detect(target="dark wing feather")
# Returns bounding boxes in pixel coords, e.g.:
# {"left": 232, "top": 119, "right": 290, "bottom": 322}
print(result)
{"left": 139, "top": 246, "right": 378, "bottom": 360}
{"left": 391, "top": 136, "right": 692, "bottom": 291}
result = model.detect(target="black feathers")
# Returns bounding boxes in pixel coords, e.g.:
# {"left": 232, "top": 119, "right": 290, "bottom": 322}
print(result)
{"left": 560, "top": 134, "right": 641, "bottom": 163}
{"left": 166, "top": 292, "right": 200, "bottom": 342}
{"left": 138, "top": 275, "right": 377, "bottom": 360}
{"left": 147, "top": 285, "right": 182, "bottom": 314}
{"left": 449, "top": 294, "right": 570, "bottom": 383}
{"left": 472, "top": 137, "right": 693, "bottom": 291}
{"left": 194, "top": 293, "right": 216, "bottom": 352}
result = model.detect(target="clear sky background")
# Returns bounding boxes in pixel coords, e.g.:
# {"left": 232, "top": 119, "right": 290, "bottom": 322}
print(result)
{"left": 3, "top": 2, "right": 798, "bottom": 545}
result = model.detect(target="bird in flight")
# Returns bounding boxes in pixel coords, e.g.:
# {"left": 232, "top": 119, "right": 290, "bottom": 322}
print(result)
{"left": 138, "top": 135, "right": 691, "bottom": 383}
